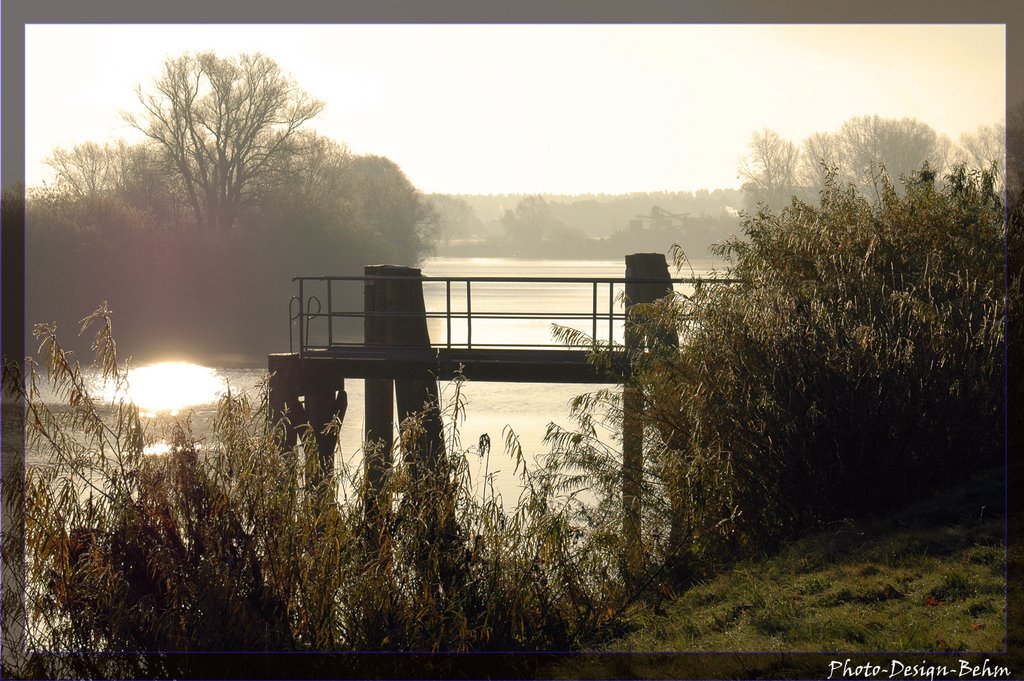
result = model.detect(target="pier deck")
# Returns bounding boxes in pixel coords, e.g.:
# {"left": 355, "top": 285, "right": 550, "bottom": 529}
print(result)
{"left": 270, "top": 346, "right": 625, "bottom": 383}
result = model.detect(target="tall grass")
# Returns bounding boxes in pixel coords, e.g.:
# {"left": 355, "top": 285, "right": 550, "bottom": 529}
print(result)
{"left": 0, "top": 308, "right": 628, "bottom": 678}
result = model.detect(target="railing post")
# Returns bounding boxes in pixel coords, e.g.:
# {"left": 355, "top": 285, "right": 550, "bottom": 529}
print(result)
{"left": 298, "top": 278, "right": 305, "bottom": 355}
{"left": 622, "top": 253, "right": 675, "bottom": 585}
{"left": 327, "top": 279, "right": 333, "bottom": 347}
{"left": 608, "top": 283, "right": 615, "bottom": 345}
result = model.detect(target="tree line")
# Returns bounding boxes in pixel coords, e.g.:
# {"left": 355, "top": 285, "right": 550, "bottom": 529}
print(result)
{"left": 427, "top": 114, "right": 1008, "bottom": 260}
{"left": 26, "top": 51, "right": 438, "bottom": 361}
{"left": 738, "top": 114, "right": 1007, "bottom": 211}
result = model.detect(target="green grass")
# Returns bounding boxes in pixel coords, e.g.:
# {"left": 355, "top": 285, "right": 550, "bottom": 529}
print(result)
{"left": 546, "top": 467, "right": 1005, "bottom": 677}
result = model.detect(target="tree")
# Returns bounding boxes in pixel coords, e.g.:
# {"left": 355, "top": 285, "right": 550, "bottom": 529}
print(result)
{"left": 428, "top": 194, "right": 484, "bottom": 246}
{"left": 799, "top": 131, "right": 840, "bottom": 193}
{"left": 499, "top": 195, "right": 567, "bottom": 246}
{"left": 339, "top": 155, "right": 438, "bottom": 264}
{"left": 125, "top": 51, "right": 324, "bottom": 230}
{"left": 738, "top": 129, "right": 800, "bottom": 211}
{"left": 44, "top": 140, "right": 186, "bottom": 225}
{"left": 953, "top": 122, "right": 1006, "bottom": 192}
{"left": 594, "top": 164, "right": 1004, "bottom": 577}
{"left": 836, "top": 115, "right": 949, "bottom": 197}
{"left": 1008, "top": 101, "right": 1024, "bottom": 193}
{"left": 46, "top": 142, "right": 113, "bottom": 201}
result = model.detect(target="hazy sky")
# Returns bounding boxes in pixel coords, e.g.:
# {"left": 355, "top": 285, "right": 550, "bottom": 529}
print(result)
{"left": 25, "top": 24, "right": 1005, "bottom": 195}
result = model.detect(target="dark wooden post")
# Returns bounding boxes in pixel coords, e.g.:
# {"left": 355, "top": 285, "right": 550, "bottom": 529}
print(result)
{"left": 268, "top": 355, "right": 302, "bottom": 450}
{"left": 304, "top": 384, "right": 348, "bottom": 480}
{"left": 363, "top": 266, "right": 395, "bottom": 523}
{"left": 622, "top": 253, "right": 674, "bottom": 582}
{"left": 268, "top": 354, "right": 347, "bottom": 483}
{"left": 363, "top": 266, "right": 446, "bottom": 520}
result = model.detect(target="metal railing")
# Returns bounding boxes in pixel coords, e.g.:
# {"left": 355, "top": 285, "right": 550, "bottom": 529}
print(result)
{"left": 289, "top": 273, "right": 737, "bottom": 356}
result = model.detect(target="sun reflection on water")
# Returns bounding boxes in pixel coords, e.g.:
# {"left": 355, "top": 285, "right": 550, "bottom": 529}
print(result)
{"left": 103, "top": 361, "right": 228, "bottom": 418}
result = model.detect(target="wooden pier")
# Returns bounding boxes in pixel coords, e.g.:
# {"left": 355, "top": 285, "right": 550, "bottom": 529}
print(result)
{"left": 267, "top": 253, "right": 728, "bottom": 571}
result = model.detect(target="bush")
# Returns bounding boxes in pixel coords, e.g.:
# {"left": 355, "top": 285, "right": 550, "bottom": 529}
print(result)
{"left": 552, "top": 164, "right": 1006, "bottom": 584}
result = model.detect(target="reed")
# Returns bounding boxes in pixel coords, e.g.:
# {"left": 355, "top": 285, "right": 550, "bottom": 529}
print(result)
{"left": 1, "top": 303, "right": 641, "bottom": 679}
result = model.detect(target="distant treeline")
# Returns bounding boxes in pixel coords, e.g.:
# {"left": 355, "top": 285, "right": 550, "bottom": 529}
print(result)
{"left": 428, "top": 113, "right": 1009, "bottom": 261}
{"left": 428, "top": 191, "right": 744, "bottom": 260}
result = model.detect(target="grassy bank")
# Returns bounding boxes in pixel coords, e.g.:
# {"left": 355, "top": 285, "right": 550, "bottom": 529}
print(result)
{"left": 547, "top": 466, "right": 1005, "bottom": 677}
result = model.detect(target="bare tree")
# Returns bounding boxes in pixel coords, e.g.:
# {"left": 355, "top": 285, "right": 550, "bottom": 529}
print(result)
{"left": 428, "top": 194, "right": 484, "bottom": 246}
{"left": 277, "top": 131, "right": 354, "bottom": 206}
{"left": 125, "top": 52, "right": 324, "bottom": 230}
{"left": 739, "top": 129, "right": 800, "bottom": 211}
{"left": 955, "top": 121, "right": 1006, "bottom": 188}
{"left": 800, "top": 131, "right": 840, "bottom": 193}
{"left": 46, "top": 142, "right": 113, "bottom": 200}
{"left": 340, "top": 155, "right": 438, "bottom": 263}
{"left": 1008, "top": 101, "right": 1024, "bottom": 194}
{"left": 837, "top": 115, "right": 948, "bottom": 197}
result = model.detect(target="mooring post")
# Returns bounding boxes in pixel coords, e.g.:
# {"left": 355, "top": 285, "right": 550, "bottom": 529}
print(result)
{"left": 303, "top": 382, "right": 348, "bottom": 482}
{"left": 386, "top": 270, "right": 446, "bottom": 480}
{"left": 363, "top": 265, "right": 447, "bottom": 521}
{"left": 622, "top": 252, "right": 675, "bottom": 583}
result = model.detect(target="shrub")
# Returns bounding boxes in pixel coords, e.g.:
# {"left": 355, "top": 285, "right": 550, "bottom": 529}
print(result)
{"left": 552, "top": 164, "right": 1006, "bottom": 584}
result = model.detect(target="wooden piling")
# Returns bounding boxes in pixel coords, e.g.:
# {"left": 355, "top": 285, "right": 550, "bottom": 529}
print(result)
{"left": 363, "top": 267, "right": 396, "bottom": 519}
{"left": 362, "top": 266, "right": 446, "bottom": 520}
{"left": 622, "top": 252, "right": 675, "bottom": 582}
{"left": 267, "top": 354, "right": 347, "bottom": 482}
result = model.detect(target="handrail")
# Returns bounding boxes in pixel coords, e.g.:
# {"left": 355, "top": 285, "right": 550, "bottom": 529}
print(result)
{"left": 293, "top": 274, "right": 725, "bottom": 284}
{"left": 291, "top": 273, "right": 740, "bottom": 356}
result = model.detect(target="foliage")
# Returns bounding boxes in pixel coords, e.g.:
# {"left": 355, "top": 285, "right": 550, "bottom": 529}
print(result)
{"left": 744, "top": 114, "right": 1000, "bottom": 212}
{"left": 0, "top": 308, "right": 625, "bottom": 677}
{"left": 833, "top": 115, "right": 951, "bottom": 198}
{"left": 427, "top": 194, "right": 486, "bottom": 246}
{"left": 434, "top": 191, "right": 742, "bottom": 261}
{"left": 334, "top": 155, "right": 439, "bottom": 265}
{"left": 24, "top": 51, "right": 440, "bottom": 362}
{"left": 497, "top": 195, "right": 586, "bottom": 254}
{"left": 739, "top": 129, "right": 800, "bottom": 212}
{"left": 553, "top": 164, "right": 1005, "bottom": 586}
{"left": 22, "top": 150, "right": 437, "bottom": 362}
{"left": 125, "top": 51, "right": 325, "bottom": 231}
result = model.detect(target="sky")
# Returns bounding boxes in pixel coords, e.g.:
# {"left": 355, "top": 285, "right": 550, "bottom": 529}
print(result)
{"left": 24, "top": 23, "right": 1005, "bottom": 195}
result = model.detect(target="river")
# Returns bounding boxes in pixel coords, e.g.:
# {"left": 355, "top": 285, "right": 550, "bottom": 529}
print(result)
{"left": 24, "top": 255, "right": 723, "bottom": 504}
